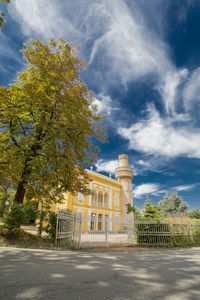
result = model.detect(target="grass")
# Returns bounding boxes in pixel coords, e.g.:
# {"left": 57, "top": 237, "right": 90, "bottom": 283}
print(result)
{"left": 0, "top": 227, "right": 58, "bottom": 250}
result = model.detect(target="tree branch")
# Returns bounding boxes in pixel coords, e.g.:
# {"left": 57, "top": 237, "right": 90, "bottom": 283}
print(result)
{"left": 17, "top": 117, "right": 27, "bottom": 137}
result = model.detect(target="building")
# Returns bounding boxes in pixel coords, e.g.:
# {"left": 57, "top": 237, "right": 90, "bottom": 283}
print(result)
{"left": 56, "top": 154, "right": 133, "bottom": 231}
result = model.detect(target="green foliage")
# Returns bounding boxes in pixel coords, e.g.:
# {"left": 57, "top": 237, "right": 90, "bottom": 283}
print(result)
{"left": 0, "top": 190, "right": 6, "bottom": 217}
{"left": 158, "top": 193, "right": 188, "bottom": 217}
{"left": 38, "top": 210, "right": 47, "bottom": 237}
{"left": 3, "top": 203, "right": 25, "bottom": 231}
{"left": 23, "top": 201, "right": 39, "bottom": 224}
{"left": 0, "top": 176, "right": 15, "bottom": 217}
{"left": 0, "top": 0, "right": 10, "bottom": 29}
{"left": 43, "top": 212, "right": 57, "bottom": 241}
{"left": 0, "top": 38, "right": 106, "bottom": 206}
{"left": 143, "top": 198, "right": 160, "bottom": 219}
{"left": 126, "top": 203, "right": 141, "bottom": 218}
{"left": 189, "top": 207, "right": 200, "bottom": 219}
{"left": 2, "top": 201, "right": 39, "bottom": 234}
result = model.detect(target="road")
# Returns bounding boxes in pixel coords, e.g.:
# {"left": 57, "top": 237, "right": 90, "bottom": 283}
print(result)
{"left": 0, "top": 247, "right": 200, "bottom": 300}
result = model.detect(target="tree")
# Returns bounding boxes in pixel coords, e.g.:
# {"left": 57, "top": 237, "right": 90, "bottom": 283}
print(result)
{"left": 158, "top": 193, "right": 188, "bottom": 217}
{"left": 143, "top": 198, "right": 160, "bottom": 219}
{"left": 126, "top": 203, "right": 141, "bottom": 218}
{"left": 189, "top": 208, "right": 200, "bottom": 219}
{"left": 0, "top": 38, "right": 106, "bottom": 205}
{"left": 0, "top": 173, "right": 15, "bottom": 216}
{"left": 0, "top": 0, "right": 10, "bottom": 29}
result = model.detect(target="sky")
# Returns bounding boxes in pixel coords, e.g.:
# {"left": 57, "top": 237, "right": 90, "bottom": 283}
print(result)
{"left": 0, "top": 0, "right": 200, "bottom": 210}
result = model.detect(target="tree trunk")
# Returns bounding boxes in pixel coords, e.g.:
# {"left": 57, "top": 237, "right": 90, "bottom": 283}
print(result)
{"left": 13, "top": 132, "right": 43, "bottom": 204}
{"left": 13, "top": 157, "right": 30, "bottom": 204}
{"left": 13, "top": 180, "right": 27, "bottom": 204}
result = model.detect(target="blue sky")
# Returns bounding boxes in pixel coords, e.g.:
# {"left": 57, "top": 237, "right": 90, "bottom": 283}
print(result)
{"left": 1, "top": 0, "right": 200, "bottom": 210}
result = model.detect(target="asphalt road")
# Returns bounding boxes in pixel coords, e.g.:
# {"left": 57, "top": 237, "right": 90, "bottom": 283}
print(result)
{"left": 0, "top": 247, "right": 200, "bottom": 300}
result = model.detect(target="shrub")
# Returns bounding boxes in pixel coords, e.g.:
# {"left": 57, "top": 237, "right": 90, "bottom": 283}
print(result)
{"left": 3, "top": 203, "right": 25, "bottom": 232}
{"left": 43, "top": 212, "right": 57, "bottom": 240}
{"left": 24, "top": 201, "right": 39, "bottom": 224}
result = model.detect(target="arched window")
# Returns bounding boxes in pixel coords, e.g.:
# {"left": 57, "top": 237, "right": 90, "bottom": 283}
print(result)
{"left": 91, "top": 189, "right": 97, "bottom": 206}
{"left": 104, "top": 193, "right": 109, "bottom": 208}
{"left": 98, "top": 191, "right": 103, "bottom": 207}
{"left": 115, "top": 194, "right": 119, "bottom": 208}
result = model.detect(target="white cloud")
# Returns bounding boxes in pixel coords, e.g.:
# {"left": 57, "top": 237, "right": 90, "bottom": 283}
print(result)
{"left": 118, "top": 105, "right": 200, "bottom": 159}
{"left": 8, "top": 0, "right": 188, "bottom": 113}
{"left": 93, "top": 95, "right": 113, "bottom": 116}
{"left": 8, "top": 0, "right": 82, "bottom": 41}
{"left": 133, "top": 183, "right": 160, "bottom": 199}
{"left": 183, "top": 67, "right": 200, "bottom": 112}
{"left": 172, "top": 184, "right": 197, "bottom": 192}
{"left": 95, "top": 159, "right": 118, "bottom": 175}
{"left": 133, "top": 183, "right": 198, "bottom": 199}
{"left": 158, "top": 68, "right": 188, "bottom": 114}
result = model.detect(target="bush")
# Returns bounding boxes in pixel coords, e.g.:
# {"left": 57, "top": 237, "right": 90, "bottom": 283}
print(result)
{"left": 3, "top": 203, "right": 25, "bottom": 232}
{"left": 3, "top": 201, "right": 39, "bottom": 235}
{"left": 43, "top": 212, "right": 57, "bottom": 241}
{"left": 24, "top": 201, "right": 39, "bottom": 224}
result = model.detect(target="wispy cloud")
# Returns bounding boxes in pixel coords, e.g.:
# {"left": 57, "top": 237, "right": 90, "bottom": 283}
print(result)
{"left": 93, "top": 95, "right": 113, "bottom": 116}
{"left": 133, "top": 182, "right": 198, "bottom": 200}
{"left": 183, "top": 67, "right": 200, "bottom": 112}
{"left": 8, "top": 0, "right": 82, "bottom": 41}
{"left": 172, "top": 184, "right": 197, "bottom": 192}
{"left": 95, "top": 159, "right": 118, "bottom": 175}
{"left": 118, "top": 104, "right": 200, "bottom": 159}
{"left": 133, "top": 183, "right": 160, "bottom": 199}
{"left": 8, "top": 0, "right": 187, "bottom": 114}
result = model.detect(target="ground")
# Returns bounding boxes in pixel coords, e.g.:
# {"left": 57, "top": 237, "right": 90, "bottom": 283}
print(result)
{"left": 0, "top": 229, "right": 56, "bottom": 250}
{"left": 0, "top": 247, "right": 200, "bottom": 300}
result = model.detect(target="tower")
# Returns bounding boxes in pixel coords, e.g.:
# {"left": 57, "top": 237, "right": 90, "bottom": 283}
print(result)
{"left": 115, "top": 154, "right": 133, "bottom": 219}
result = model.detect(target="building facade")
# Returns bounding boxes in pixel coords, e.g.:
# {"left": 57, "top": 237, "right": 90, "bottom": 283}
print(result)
{"left": 56, "top": 154, "right": 133, "bottom": 231}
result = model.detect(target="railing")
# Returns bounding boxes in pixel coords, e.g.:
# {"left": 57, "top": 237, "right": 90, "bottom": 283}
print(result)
{"left": 135, "top": 218, "right": 200, "bottom": 246}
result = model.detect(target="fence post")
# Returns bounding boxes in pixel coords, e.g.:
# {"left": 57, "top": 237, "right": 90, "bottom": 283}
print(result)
{"left": 55, "top": 208, "right": 59, "bottom": 247}
{"left": 106, "top": 222, "right": 108, "bottom": 247}
{"left": 78, "top": 217, "right": 82, "bottom": 249}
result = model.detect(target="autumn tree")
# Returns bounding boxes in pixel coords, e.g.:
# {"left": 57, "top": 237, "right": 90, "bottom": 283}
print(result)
{"left": 0, "top": 0, "right": 10, "bottom": 29}
{"left": 158, "top": 193, "right": 188, "bottom": 217}
{"left": 0, "top": 38, "right": 106, "bottom": 205}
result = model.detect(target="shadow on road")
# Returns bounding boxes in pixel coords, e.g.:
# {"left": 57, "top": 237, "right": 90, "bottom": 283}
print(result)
{"left": 0, "top": 247, "right": 200, "bottom": 299}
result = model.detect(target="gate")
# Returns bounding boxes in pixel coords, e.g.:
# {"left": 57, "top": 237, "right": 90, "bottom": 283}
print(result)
{"left": 55, "top": 210, "right": 74, "bottom": 248}
{"left": 73, "top": 215, "right": 136, "bottom": 248}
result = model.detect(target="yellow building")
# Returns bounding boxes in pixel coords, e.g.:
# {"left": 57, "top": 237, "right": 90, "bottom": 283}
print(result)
{"left": 56, "top": 154, "right": 133, "bottom": 232}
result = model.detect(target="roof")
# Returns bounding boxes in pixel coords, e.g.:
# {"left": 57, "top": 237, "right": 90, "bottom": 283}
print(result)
{"left": 86, "top": 169, "right": 121, "bottom": 186}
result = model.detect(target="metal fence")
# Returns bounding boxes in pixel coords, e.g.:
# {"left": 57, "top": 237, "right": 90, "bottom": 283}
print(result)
{"left": 135, "top": 218, "right": 200, "bottom": 246}
{"left": 56, "top": 211, "right": 200, "bottom": 248}
{"left": 76, "top": 215, "right": 135, "bottom": 248}
{"left": 55, "top": 210, "right": 135, "bottom": 248}
{"left": 55, "top": 210, "right": 74, "bottom": 248}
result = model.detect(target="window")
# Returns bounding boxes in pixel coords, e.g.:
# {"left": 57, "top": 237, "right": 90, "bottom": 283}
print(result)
{"left": 115, "top": 194, "right": 119, "bottom": 208}
{"left": 76, "top": 210, "right": 82, "bottom": 222}
{"left": 78, "top": 192, "right": 84, "bottom": 204}
{"left": 91, "top": 189, "right": 97, "bottom": 206}
{"left": 90, "top": 213, "right": 96, "bottom": 230}
{"left": 98, "top": 191, "right": 103, "bottom": 207}
{"left": 115, "top": 215, "right": 119, "bottom": 227}
{"left": 104, "top": 193, "right": 109, "bottom": 208}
